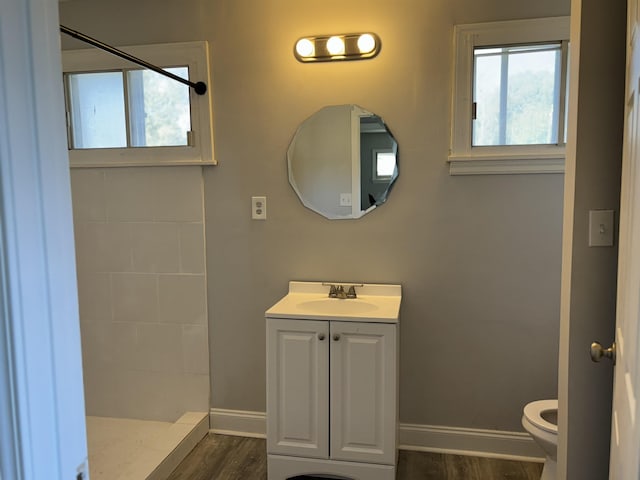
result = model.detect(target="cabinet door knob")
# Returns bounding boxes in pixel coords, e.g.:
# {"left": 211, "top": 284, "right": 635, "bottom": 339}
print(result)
{"left": 333, "top": 334, "right": 341, "bottom": 341}
{"left": 318, "top": 333, "right": 325, "bottom": 341}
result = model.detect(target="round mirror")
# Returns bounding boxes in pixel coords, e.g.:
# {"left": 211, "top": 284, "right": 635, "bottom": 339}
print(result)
{"left": 287, "top": 104, "right": 398, "bottom": 219}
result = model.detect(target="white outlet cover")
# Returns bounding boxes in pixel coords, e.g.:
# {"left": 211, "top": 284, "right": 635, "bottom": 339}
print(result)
{"left": 252, "top": 196, "right": 267, "bottom": 220}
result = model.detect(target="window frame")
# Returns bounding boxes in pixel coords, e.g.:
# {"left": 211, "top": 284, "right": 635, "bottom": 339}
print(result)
{"left": 62, "top": 41, "right": 215, "bottom": 168}
{"left": 449, "top": 17, "right": 570, "bottom": 175}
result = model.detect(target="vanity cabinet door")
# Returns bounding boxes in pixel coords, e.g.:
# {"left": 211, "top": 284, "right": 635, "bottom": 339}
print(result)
{"left": 329, "top": 321, "right": 397, "bottom": 465}
{"left": 266, "top": 318, "right": 329, "bottom": 459}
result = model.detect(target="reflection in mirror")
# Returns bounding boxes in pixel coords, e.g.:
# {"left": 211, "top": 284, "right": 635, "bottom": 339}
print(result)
{"left": 287, "top": 105, "right": 398, "bottom": 220}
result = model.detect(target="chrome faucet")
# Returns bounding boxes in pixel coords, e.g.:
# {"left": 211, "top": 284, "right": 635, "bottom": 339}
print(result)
{"left": 325, "top": 283, "right": 359, "bottom": 299}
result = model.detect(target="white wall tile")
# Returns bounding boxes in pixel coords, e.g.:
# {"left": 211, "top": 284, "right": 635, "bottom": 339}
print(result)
{"left": 105, "top": 168, "right": 155, "bottom": 222}
{"left": 179, "top": 374, "right": 210, "bottom": 413}
{"left": 112, "top": 322, "right": 138, "bottom": 369}
{"left": 80, "top": 321, "right": 137, "bottom": 370}
{"left": 74, "top": 222, "right": 133, "bottom": 273}
{"left": 114, "top": 371, "right": 199, "bottom": 422}
{"left": 131, "top": 222, "right": 180, "bottom": 273}
{"left": 111, "top": 273, "right": 158, "bottom": 323}
{"left": 182, "top": 325, "right": 209, "bottom": 375}
{"left": 76, "top": 271, "right": 112, "bottom": 322}
{"left": 71, "top": 165, "right": 209, "bottom": 421}
{"left": 70, "top": 169, "right": 106, "bottom": 222}
{"left": 179, "top": 223, "right": 205, "bottom": 273}
{"left": 158, "top": 274, "right": 207, "bottom": 324}
{"left": 82, "top": 366, "right": 121, "bottom": 417}
{"left": 80, "top": 321, "right": 114, "bottom": 369}
{"left": 152, "top": 167, "right": 203, "bottom": 222}
{"left": 135, "top": 323, "right": 183, "bottom": 374}
{"left": 85, "top": 367, "right": 209, "bottom": 421}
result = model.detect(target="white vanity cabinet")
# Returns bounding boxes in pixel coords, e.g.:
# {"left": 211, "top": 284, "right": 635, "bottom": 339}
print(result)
{"left": 266, "top": 318, "right": 329, "bottom": 460}
{"left": 265, "top": 281, "right": 401, "bottom": 480}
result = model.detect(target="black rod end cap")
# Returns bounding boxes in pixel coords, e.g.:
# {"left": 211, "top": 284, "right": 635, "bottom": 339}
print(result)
{"left": 194, "top": 82, "right": 207, "bottom": 95}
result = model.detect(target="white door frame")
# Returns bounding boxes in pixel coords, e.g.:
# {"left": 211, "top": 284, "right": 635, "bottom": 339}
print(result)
{"left": 0, "top": 0, "right": 88, "bottom": 478}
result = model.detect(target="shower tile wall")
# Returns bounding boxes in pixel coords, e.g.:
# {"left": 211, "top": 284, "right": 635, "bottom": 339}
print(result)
{"left": 71, "top": 166, "right": 209, "bottom": 422}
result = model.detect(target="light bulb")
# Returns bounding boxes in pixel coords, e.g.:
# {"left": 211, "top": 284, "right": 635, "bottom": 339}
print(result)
{"left": 326, "top": 36, "right": 345, "bottom": 55}
{"left": 357, "top": 34, "right": 376, "bottom": 54}
{"left": 295, "top": 38, "right": 315, "bottom": 58}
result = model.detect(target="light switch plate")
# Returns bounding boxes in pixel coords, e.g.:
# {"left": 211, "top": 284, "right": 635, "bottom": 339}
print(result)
{"left": 589, "top": 210, "right": 614, "bottom": 247}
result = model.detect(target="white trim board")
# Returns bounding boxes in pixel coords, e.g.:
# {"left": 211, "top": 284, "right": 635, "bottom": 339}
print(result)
{"left": 0, "top": 0, "right": 89, "bottom": 477}
{"left": 448, "top": 157, "right": 565, "bottom": 175}
{"left": 210, "top": 408, "right": 267, "bottom": 439}
{"left": 399, "top": 423, "right": 543, "bottom": 462}
{"left": 209, "top": 409, "right": 545, "bottom": 462}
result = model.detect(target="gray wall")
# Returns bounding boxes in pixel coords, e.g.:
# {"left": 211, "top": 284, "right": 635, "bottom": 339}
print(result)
{"left": 60, "top": 0, "right": 569, "bottom": 432}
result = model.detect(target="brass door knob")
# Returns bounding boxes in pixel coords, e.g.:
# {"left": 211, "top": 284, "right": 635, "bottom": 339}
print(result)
{"left": 590, "top": 341, "right": 616, "bottom": 364}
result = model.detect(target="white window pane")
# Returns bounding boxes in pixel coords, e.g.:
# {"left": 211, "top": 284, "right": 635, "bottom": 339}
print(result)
{"left": 473, "top": 44, "right": 561, "bottom": 147}
{"left": 506, "top": 48, "right": 560, "bottom": 145}
{"left": 127, "top": 67, "right": 191, "bottom": 147}
{"left": 68, "top": 72, "right": 126, "bottom": 149}
{"left": 376, "top": 152, "right": 396, "bottom": 178}
{"left": 473, "top": 53, "right": 501, "bottom": 146}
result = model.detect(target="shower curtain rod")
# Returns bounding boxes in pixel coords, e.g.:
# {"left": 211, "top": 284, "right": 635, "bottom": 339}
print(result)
{"left": 60, "top": 25, "right": 208, "bottom": 95}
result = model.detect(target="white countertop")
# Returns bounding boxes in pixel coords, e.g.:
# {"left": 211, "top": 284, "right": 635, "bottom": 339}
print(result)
{"left": 265, "top": 281, "right": 402, "bottom": 323}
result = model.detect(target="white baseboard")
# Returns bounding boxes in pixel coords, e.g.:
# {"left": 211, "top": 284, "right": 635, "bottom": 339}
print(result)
{"left": 398, "top": 423, "right": 544, "bottom": 462}
{"left": 209, "top": 408, "right": 545, "bottom": 462}
{"left": 210, "top": 408, "right": 266, "bottom": 438}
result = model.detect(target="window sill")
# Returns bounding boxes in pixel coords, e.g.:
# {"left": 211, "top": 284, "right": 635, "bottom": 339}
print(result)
{"left": 68, "top": 147, "right": 217, "bottom": 169}
{"left": 447, "top": 153, "right": 565, "bottom": 175}
{"left": 69, "top": 159, "right": 217, "bottom": 169}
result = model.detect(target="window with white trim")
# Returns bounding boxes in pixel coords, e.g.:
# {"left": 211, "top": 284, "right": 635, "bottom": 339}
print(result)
{"left": 449, "top": 17, "right": 570, "bottom": 175}
{"left": 373, "top": 149, "right": 396, "bottom": 181}
{"left": 62, "top": 41, "right": 215, "bottom": 167}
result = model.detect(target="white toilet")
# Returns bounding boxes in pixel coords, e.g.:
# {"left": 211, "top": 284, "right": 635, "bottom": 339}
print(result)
{"left": 522, "top": 399, "right": 558, "bottom": 480}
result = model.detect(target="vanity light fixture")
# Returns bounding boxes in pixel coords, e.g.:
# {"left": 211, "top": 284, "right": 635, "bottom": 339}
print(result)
{"left": 294, "top": 32, "right": 381, "bottom": 62}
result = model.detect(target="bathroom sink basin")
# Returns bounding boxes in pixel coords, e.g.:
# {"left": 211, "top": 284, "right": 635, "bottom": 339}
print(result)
{"left": 265, "top": 281, "right": 401, "bottom": 322}
{"left": 296, "top": 298, "right": 379, "bottom": 315}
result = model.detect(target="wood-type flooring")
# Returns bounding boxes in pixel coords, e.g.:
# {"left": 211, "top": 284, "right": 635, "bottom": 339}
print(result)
{"left": 166, "top": 433, "right": 543, "bottom": 480}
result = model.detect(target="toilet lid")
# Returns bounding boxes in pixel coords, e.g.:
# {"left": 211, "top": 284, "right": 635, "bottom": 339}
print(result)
{"left": 524, "top": 399, "right": 558, "bottom": 434}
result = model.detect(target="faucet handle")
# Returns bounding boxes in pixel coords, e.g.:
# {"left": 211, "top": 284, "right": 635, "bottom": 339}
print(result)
{"left": 335, "top": 285, "right": 347, "bottom": 299}
{"left": 328, "top": 284, "right": 338, "bottom": 298}
{"left": 347, "top": 285, "right": 357, "bottom": 298}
